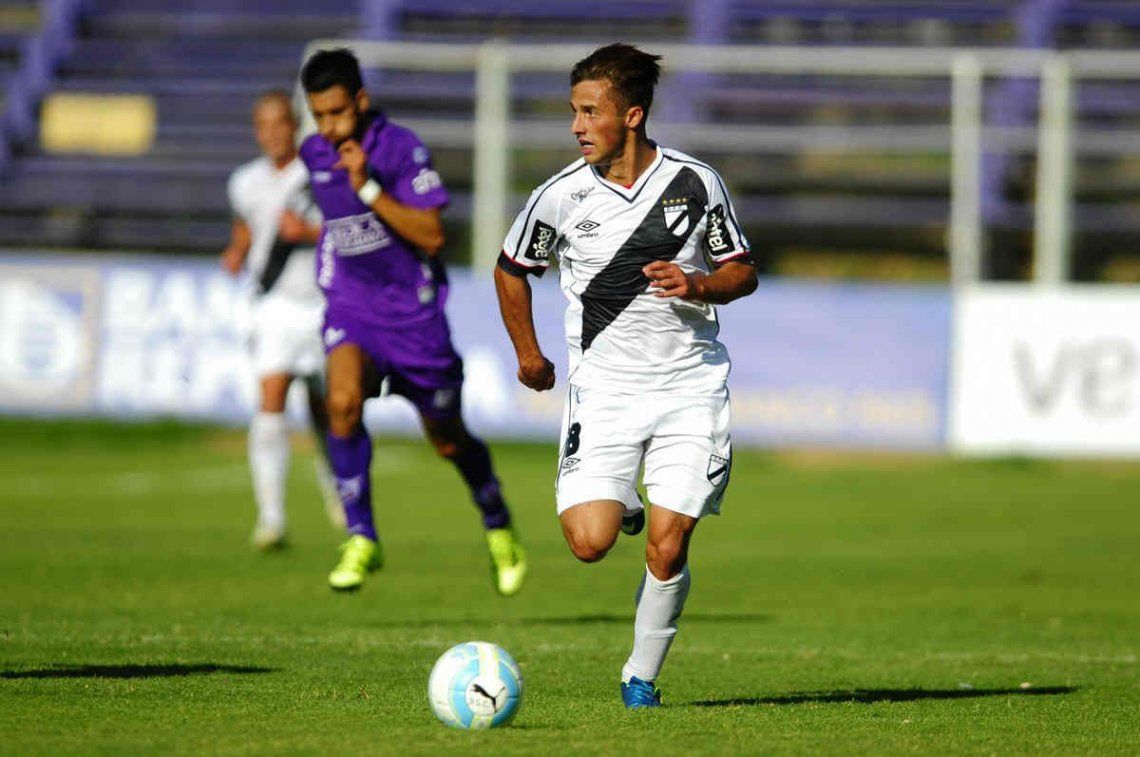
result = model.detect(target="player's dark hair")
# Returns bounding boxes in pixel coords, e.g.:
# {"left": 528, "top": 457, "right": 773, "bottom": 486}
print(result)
{"left": 571, "top": 43, "right": 662, "bottom": 116}
{"left": 300, "top": 48, "right": 364, "bottom": 95}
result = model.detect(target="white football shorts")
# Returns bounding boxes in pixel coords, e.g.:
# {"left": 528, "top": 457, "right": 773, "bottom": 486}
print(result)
{"left": 249, "top": 294, "right": 325, "bottom": 378}
{"left": 555, "top": 385, "right": 733, "bottom": 519}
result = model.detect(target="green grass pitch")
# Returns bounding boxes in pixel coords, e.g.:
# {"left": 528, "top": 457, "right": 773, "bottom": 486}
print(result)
{"left": 1, "top": 419, "right": 1138, "bottom": 754}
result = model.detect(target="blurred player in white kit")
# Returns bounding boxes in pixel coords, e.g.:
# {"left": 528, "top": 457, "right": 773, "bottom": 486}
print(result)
{"left": 221, "top": 89, "right": 341, "bottom": 549}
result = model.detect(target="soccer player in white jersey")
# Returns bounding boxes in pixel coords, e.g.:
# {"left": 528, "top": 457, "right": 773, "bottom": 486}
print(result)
{"left": 494, "top": 44, "right": 757, "bottom": 708}
{"left": 221, "top": 90, "right": 341, "bottom": 550}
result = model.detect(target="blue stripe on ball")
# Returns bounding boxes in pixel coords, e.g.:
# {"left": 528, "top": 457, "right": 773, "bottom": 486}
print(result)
{"left": 448, "top": 657, "right": 481, "bottom": 728}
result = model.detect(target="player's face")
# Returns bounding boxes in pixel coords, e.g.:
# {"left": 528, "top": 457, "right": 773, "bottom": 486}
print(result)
{"left": 307, "top": 85, "right": 370, "bottom": 146}
{"left": 252, "top": 99, "right": 296, "bottom": 164}
{"left": 570, "top": 79, "right": 638, "bottom": 166}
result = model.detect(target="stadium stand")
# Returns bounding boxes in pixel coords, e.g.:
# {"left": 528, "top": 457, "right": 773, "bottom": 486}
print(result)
{"left": 0, "top": 1, "right": 1137, "bottom": 279}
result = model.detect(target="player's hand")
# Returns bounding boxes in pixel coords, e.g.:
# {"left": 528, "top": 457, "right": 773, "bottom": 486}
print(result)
{"left": 278, "top": 210, "right": 308, "bottom": 243}
{"left": 334, "top": 139, "right": 368, "bottom": 191}
{"left": 517, "top": 353, "right": 555, "bottom": 392}
{"left": 220, "top": 244, "right": 244, "bottom": 275}
{"left": 643, "top": 260, "right": 705, "bottom": 300}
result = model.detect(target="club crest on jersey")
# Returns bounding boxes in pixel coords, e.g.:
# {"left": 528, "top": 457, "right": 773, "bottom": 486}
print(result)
{"left": 662, "top": 197, "right": 691, "bottom": 237}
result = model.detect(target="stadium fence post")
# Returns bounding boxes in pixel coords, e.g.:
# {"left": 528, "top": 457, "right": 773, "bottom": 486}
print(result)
{"left": 1033, "top": 54, "right": 1074, "bottom": 285}
{"left": 472, "top": 40, "right": 511, "bottom": 271}
{"left": 950, "top": 52, "right": 984, "bottom": 285}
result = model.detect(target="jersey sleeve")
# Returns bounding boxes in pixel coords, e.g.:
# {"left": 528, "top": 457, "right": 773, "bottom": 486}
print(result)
{"left": 497, "top": 182, "right": 561, "bottom": 278}
{"left": 374, "top": 133, "right": 449, "bottom": 210}
{"left": 703, "top": 171, "right": 753, "bottom": 266}
{"left": 226, "top": 170, "right": 247, "bottom": 221}
{"left": 286, "top": 183, "right": 322, "bottom": 227}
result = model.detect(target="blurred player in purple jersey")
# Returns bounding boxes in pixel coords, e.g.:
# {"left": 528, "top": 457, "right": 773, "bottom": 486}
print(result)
{"left": 298, "top": 48, "right": 526, "bottom": 595}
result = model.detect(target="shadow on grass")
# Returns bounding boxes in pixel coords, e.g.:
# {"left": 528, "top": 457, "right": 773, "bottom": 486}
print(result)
{"left": 690, "top": 686, "right": 1077, "bottom": 707}
{"left": 363, "top": 612, "right": 769, "bottom": 628}
{"left": 1, "top": 664, "right": 275, "bottom": 680}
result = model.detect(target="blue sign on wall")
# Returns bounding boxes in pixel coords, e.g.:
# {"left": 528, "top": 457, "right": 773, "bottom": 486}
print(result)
{"left": 0, "top": 254, "right": 951, "bottom": 450}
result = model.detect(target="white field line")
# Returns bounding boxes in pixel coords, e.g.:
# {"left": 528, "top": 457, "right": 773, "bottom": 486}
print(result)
{"left": 3, "top": 450, "right": 418, "bottom": 500}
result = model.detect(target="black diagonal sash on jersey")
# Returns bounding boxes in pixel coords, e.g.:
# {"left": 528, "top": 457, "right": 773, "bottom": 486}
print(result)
{"left": 580, "top": 166, "right": 708, "bottom": 351}
{"left": 258, "top": 237, "right": 297, "bottom": 295}
{"left": 259, "top": 185, "right": 314, "bottom": 295}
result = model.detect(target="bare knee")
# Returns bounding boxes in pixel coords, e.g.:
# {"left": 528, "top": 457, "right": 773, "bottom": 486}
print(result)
{"left": 562, "top": 525, "right": 617, "bottom": 563}
{"left": 326, "top": 389, "right": 362, "bottom": 437}
{"left": 646, "top": 515, "right": 696, "bottom": 580}
{"left": 429, "top": 438, "right": 461, "bottom": 460}
{"left": 646, "top": 539, "right": 687, "bottom": 579}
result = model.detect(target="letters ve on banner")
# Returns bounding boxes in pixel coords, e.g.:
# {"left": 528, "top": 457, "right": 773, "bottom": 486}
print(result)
{"left": 950, "top": 286, "right": 1140, "bottom": 456}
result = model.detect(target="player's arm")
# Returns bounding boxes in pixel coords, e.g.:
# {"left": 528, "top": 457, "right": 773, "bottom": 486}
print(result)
{"left": 494, "top": 262, "right": 555, "bottom": 391}
{"left": 221, "top": 218, "right": 251, "bottom": 274}
{"left": 643, "top": 259, "right": 757, "bottom": 304}
{"left": 336, "top": 139, "right": 445, "bottom": 255}
{"left": 646, "top": 171, "right": 757, "bottom": 304}
{"left": 278, "top": 211, "right": 321, "bottom": 244}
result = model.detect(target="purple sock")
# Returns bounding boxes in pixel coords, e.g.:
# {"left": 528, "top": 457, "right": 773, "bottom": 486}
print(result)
{"left": 327, "top": 429, "right": 376, "bottom": 541}
{"left": 453, "top": 436, "right": 511, "bottom": 530}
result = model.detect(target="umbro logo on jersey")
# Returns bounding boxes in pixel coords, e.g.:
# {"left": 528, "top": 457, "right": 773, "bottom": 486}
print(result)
{"left": 662, "top": 197, "right": 691, "bottom": 237}
{"left": 313, "top": 171, "right": 332, "bottom": 183}
{"left": 525, "top": 220, "right": 555, "bottom": 261}
{"left": 706, "top": 204, "right": 731, "bottom": 253}
{"left": 324, "top": 327, "right": 346, "bottom": 346}
{"left": 574, "top": 219, "right": 600, "bottom": 238}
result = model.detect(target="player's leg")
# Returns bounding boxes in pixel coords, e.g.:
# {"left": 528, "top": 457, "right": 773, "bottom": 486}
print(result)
{"left": 419, "top": 411, "right": 527, "bottom": 596}
{"left": 302, "top": 372, "right": 344, "bottom": 527}
{"left": 555, "top": 386, "right": 646, "bottom": 563}
{"left": 621, "top": 507, "right": 697, "bottom": 708}
{"left": 248, "top": 372, "right": 293, "bottom": 549}
{"left": 419, "top": 413, "right": 512, "bottom": 531}
{"left": 558, "top": 500, "right": 624, "bottom": 562}
{"left": 325, "top": 341, "right": 384, "bottom": 590}
{"left": 620, "top": 392, "right": 732, "bottom": 708}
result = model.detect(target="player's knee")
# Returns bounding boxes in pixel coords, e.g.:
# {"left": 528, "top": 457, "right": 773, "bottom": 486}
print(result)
{"left": 563, "top": 527, "right": 617, "bottom": 564}
{"left": 326, "top": 389, "right": 362, "bottom": 431}
{"left": 431, "top": 439, "right": 460, "bottom": 460}
{"left": 646, "top": 538, "right": 687, "bottom": 580}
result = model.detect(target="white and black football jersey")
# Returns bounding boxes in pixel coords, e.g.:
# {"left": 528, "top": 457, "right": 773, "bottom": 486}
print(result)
{"left": 227, "top": 156, "right": 323, "bottom": 302}
{"left": 499, "top": 146, "right": 752, "bottom": 395}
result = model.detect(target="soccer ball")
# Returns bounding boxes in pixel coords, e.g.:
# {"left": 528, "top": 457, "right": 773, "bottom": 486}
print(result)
{"left": 427, "top": 641, "right": 523, "bottom": 729}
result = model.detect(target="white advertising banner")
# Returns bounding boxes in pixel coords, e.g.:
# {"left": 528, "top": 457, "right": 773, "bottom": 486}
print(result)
{"left": 950, "top": 285, "right": 1140, "bottom": 456}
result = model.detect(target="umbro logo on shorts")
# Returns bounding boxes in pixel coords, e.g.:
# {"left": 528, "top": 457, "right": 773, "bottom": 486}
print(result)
{"left": 324, "top": 327, "right": 346, "bottom": 346}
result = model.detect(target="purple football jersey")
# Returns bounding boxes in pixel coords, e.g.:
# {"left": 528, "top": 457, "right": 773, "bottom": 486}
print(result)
{"left": 301, "top": 110, "right": 450, "bottom": 324}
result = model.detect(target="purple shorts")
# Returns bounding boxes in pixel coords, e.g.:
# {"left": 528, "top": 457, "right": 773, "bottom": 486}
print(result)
{"left": 323, "top": 308, "right": 464, "bottom": 421}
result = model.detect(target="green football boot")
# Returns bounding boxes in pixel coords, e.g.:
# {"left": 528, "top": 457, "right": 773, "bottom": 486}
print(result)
{"left": 328, "top": 535, "right": 384, "bottom": 592}
{"left": 486, "top": 528, "right": 527, "bottom": 597}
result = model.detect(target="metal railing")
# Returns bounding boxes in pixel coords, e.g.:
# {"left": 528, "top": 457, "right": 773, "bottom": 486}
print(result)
{"left": 298, "top": 40, "right": 1140, "bottom": 281}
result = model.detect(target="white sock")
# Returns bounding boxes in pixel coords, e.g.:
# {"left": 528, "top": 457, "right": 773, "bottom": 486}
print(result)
{"left": 249, "top": 412, "right": 290, "bottom": 530}
{"left": 622, "top": 564, "right": 691, "bottom": 683}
